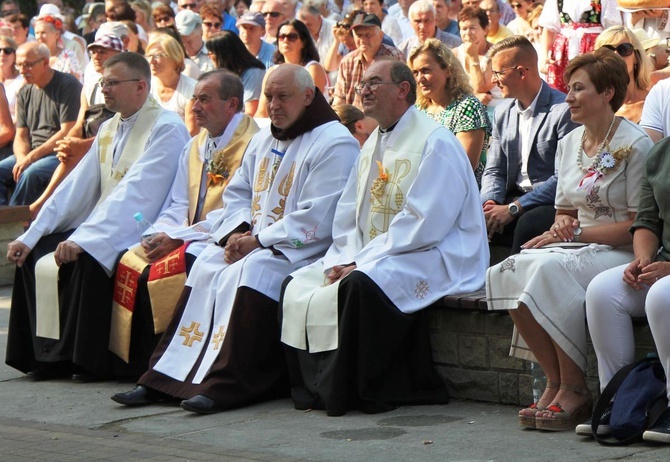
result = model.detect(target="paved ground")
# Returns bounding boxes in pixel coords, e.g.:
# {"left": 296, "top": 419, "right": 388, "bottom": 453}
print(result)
{"left": 1, "top": 286, "right": 670, "bottom": 461}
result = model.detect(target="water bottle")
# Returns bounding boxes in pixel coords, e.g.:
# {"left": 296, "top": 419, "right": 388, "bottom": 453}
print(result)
{"left": 134, "top": 212, "right": 158, "bottom": 248}
{"left": 531, "top": 362, "right": 547, "bottom": 404}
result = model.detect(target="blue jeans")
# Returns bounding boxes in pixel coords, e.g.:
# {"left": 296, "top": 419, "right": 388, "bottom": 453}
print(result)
{"left": 0, "top": 153, "right": 60, "bottom": 206}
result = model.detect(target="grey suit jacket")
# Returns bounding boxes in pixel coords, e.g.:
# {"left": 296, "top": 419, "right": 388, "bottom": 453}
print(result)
{"left": 480, "top": 81, "right": 579, "bottom": 209}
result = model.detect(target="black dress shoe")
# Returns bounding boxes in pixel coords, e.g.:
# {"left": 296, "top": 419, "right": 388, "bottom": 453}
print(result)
{"left": 180, "top": 395, "right": 226, "bottom": 414}
{"left": 111, "top": 385, "right": 172, "bottom": 406}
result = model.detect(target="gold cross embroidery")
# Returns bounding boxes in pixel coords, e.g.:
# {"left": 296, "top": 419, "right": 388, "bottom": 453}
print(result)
{"left": 179, "top": 321, "right": 204, "bottom": 347}
{"left": 115, "top": 270, "right": 135, "bottom": 305}
{"left": 154, "top": 252, "right": 180, "bottom": 276}
{"left": 98, "top": 129, "right": 114, "bottom": 164}
{"left": 211, "top": 325, "right": 226, "bottom": 350}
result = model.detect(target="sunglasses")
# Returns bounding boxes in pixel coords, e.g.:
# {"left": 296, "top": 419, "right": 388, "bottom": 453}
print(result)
{"left": 336, "top": 22, "right": 351, "bottom": 29}
{"left": 154, "top": 16, "right": 172, "bottom": 23}
{"left": 203, "top": 21, "right": 222, "bottom": 28}
{"left": 511, "top": 2, "right": 523, "bottom": 7}
{"left": 602, "top": 42, "right": 635, "bottom": 57}
{"left": 0, "top": 47, "right": 15, "bottom": 54}
{"left": 262, "top": 11, "right": 283, "bottom": 17}
{"left": 278, "top": 32, "right": 299, "bottom": 42}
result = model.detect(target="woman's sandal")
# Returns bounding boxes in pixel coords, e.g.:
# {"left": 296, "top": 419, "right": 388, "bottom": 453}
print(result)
{"left": 535, "top": 384, "right": 593, "bottom": 432}
{"left": 518, "top": 381, "right": 559, "bottom": 429}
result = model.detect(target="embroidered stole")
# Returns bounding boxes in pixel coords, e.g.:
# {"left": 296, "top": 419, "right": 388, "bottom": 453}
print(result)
{"left": 35, "top": 97, "right": 164, "bottom": 341}
{"left": 97, "top": 96, "right": 163, "bottom": 205}
{"left": 152, "top": 134, "right": 304, "bottom": 383}
{"left": 281, "top": 110, "right": 436, "bottom": 352}
{"left": 108, "top": 117, "right": 256, "bottom": 363}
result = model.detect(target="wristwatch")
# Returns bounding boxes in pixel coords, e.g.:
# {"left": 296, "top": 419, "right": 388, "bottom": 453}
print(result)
{"left": 508, "top": 202, "right": 521, "bottom": 217}
{"left": 573, "top": 226, "right": 582, "bottom": 242}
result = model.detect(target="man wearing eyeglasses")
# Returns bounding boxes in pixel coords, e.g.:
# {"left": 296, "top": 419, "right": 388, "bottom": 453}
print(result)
{"left": 281, "top": 59, "right": 487, "bottom": 416}
{"left": 5, "top": 52, "right": 190, "bottom": 381}
{"left": 0, "top": 42, "right": 80, "bottom": 207}
{"left": 481, "top": 36, "right": 577, "bottom": 255}
{"left": 332, "top": 13, "right": 404, "bottom": 109}
{"left": 237, "top": 11, "right": 277, "bottom": 69}
{"left": 261, "top": 0, "right": 286, "bottom": 44}
{"left": 176, "top": 10, "right": 214, "bottom": 73}
{"left": 112, "top": 64, "right": 359, "bottom": 413}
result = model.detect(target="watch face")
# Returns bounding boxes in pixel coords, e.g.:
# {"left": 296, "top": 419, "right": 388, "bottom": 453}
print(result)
{"left": 508, "top": 204, "right": 519, "bottom": 215}
{"left": 573, "top": 226, "right": 582, "bottom": 236}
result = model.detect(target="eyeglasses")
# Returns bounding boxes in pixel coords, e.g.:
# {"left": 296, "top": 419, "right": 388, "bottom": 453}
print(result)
{"left": 491, "top": 65, "right": 528, "bottom": 79}
{"left": 0, "top": 47, "right": 15, "bottom": 55}
{"left": 262, "top": 11, "right": 283, "bottom": 17}
{"left": 278, "top": 32, "right": 299, "bottom": 42}
{"left": 179, "top": 2, "right": 197, "bottom": 9}
{"left": 99, "top": 78, "right": 141, "bottom": 89}
{"left": 16, "top": 57, "right": 45, "bottom": 69}
{"left": 354, "top": 80, "right": 398, "bottom": 94}
{"left": 146, "top": 52, "right": 168, "bottom": 60}
{"left": 154, "top": 15, "right": 172, "bottom": 23}
{"left": 203, "top": 21, "right": 222, "bottom": 28}
{"left": 602, "top": 42, "right": 635, "bottom": 57}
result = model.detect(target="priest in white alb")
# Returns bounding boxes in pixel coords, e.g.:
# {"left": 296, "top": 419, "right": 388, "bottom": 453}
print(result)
{"left": 5, "top": 52, "right": 190, "bottom": 381}
{"left": 111, "top": 64, "right": 360, "bottom": 414}
{"left": 107, "top": 69, "right": 259, "bottom": 378}
{"left": 280, "top": 60, "right": 489, "bottom": 416}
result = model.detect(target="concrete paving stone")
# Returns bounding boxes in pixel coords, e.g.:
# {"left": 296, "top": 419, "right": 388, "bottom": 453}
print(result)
{"left": 3, "top": 284, "right": 670, "bottom": 461}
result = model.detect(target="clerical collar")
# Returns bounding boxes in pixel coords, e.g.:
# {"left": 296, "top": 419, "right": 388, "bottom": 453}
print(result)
{"left": 378, "top": 117, "right": 401, "bottom": 134}
{"left": 119, "top": 110, "right": 140, "bottom": 126}
{"left": 270, "top": 88, "right": 339, "bottom": 141}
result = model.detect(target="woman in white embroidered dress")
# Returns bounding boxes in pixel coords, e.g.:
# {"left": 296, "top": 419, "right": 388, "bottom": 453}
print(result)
{"left": 486, "top": 48, "right": 652, "bottom": 432}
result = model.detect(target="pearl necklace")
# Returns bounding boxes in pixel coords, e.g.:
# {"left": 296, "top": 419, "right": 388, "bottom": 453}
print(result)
{"left": 576, "top": 116, "right": 616, "bottom": 173}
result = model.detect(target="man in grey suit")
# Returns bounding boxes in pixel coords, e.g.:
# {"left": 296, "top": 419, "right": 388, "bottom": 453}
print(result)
{"left": 481, "top": 36, "right": 578, "bottom": 253}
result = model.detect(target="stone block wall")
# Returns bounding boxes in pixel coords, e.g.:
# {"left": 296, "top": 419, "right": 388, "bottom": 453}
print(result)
{"left": 429, "top": 308, "right": 658, "bottom": 406}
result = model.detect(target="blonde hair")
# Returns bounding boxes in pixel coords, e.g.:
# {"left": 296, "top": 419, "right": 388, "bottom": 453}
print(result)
{"left": 594, "top": 25, "right": 652, "bottom": 91}
{"left": 146, "top": 33, "right": 185, "bottom": 73}
{"left": 408, "top": 38, "right": 473, "bottom": 110}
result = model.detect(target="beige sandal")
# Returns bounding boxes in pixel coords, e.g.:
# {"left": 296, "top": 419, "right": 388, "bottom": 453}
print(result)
{"left": 535, "top": 384, "right": 593, "bottom": 432}
{"left": 518, "top": 381, "right": 559, "bottom": 429}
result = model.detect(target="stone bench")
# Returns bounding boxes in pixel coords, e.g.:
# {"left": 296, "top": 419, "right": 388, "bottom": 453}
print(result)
{"left": 428, "top": 288, "right": 656, "bottom": 406}
{"left": 0, "top": 206, "right": 30, "bottom": 286}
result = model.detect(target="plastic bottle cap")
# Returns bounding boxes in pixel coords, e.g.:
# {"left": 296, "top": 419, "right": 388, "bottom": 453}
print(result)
{"left": 133, "top": 212, "right": 144, "bottom": 222}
